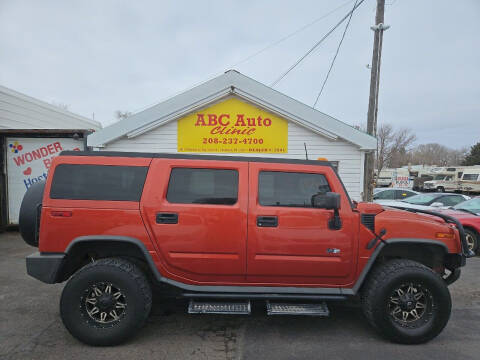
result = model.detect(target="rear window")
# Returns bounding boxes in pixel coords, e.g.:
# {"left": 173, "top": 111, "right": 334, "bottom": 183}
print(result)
{"left": 50, "top": 164, "right": 148, "bottom": 201}
{"left": 166, "top": 168, "right": 238, "bottom": 205}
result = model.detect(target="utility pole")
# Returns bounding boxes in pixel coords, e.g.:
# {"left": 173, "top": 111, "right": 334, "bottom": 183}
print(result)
{"left": 363, "top": 0, "right": 388, "bottom": 201}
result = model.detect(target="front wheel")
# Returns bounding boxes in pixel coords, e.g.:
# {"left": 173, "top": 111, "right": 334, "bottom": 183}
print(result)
{"left": 465, "top": 229, "right": 478, "bottom": 254}
{"left": 60, "top": 257, "right": 152, "bottom": 346}
{"left": 362, "top": 259, "right": 451, "bottom": 344}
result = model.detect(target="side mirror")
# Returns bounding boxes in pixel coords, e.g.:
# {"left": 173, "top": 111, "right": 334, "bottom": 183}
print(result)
{"left": 312, "top": 192, "right": 341, "bottom": 210}
{"left": 431, "top": 202, "right": 444, "bottom": 208}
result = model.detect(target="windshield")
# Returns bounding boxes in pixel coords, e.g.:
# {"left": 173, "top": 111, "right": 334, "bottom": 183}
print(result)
{"left": 453, "top": 198, "right": 480, "bottom": 215}
{"left": 402, "top": 194, "right": 438, "bottom": 205}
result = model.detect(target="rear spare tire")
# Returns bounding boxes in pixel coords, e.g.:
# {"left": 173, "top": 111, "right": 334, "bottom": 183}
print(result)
{"left": 19, "top": 180, "right": 45, "bottom": 247}
{"left": 362, "top": 259, "right": 451, "bottom": 344}
{"left": 60, "top": 257, "right": 152, "bottom": 346}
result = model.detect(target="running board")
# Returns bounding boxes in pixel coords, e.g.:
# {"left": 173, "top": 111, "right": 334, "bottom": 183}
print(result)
{"left": 266, "top": 301, "right": 329, "bottom": 316}
{"left": 188, "top": 300, "right": 251, "bottom": 315}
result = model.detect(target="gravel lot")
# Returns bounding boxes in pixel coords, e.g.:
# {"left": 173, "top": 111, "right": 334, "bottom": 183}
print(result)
{"left": 1, "top": 231, "right": 479, "bottom": 360}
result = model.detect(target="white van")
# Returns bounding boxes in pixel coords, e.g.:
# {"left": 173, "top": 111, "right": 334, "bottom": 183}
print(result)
{"left": 460, "top": 168, "right": 480, "bottom": 193}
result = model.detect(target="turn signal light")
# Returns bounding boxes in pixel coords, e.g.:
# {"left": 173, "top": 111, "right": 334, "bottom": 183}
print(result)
{"left": 435, "top": 232, "right": 454, "bottom": 239}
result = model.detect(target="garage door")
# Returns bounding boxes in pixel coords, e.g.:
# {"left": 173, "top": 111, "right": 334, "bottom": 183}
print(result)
{"left": 6, "top": 137, "right": 84, "bottom": 224}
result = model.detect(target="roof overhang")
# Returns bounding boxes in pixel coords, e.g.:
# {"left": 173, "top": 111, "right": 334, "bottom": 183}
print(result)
{"left": 88, "top": 70, "right": 377, "bottom": 150}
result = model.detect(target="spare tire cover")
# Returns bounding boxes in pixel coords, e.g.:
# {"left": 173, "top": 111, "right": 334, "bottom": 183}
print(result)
{"left": 19, "top": 180, "right": 45, "bottom": 247}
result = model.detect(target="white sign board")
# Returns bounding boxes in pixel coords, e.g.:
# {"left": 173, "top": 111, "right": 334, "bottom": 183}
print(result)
{"left": 393, "top": 174, "right": 414, "bottom": 189}
{"left": 6, "top": 137, "right": 84, "bottom": 224}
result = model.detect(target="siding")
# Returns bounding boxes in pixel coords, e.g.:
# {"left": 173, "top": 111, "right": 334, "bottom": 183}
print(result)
{"left": 0, "top": 85, "right": 101, "bottom": 130}
{"left": 101, "top": 121, "right": 364, "bottom": 200}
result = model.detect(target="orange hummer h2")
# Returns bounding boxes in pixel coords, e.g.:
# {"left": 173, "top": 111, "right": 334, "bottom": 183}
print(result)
{"left": 20, "top": 151, "right": 473, "bottom": 346}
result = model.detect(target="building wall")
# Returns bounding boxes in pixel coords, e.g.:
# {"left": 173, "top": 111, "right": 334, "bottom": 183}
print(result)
{"left": 101, "top": 121, "right": 364, "bottom": 200}
{"left": 0, "top": 85, "right": 101, "bottom": 130}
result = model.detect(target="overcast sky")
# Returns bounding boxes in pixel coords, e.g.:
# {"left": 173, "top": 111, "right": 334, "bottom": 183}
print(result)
{"left": 1, "top": 0, "right": 479, "bottom": 148}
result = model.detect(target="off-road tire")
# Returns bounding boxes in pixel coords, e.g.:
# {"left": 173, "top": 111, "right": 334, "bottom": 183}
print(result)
{"left": 464, "top": 229, "right": 479, "bottom": 254}
{"left": 60, "top": 257, "right": 152, "bottom": 346}
{"left": 362, "top": 259, "right": 451, "bottom": 344}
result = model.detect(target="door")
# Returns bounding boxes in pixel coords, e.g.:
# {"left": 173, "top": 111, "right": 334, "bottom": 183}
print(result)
{"left": 141, "top": 158, "right": 248, "bottom": 284}
{"left": 247, "top": 162, "right": 358, "bottom": 286}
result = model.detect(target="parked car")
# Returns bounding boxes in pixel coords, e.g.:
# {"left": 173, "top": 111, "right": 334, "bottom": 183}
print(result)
{"left": 373, "top": 188, "right": 418, "bottom": 201}
{"left": 376, "top": 193, "right": 470, "bottom": 211}
{"left": 436, "top": 197, "right": 480, "bottom": 254}
{"left": 19, "top": 151, "right": 472, "bottom": 345}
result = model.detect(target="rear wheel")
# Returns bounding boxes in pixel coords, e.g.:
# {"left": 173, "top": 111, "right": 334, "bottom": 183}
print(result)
{"left": 437, "top": 187, "right": 445, "bottom": 192}
{"left": 60, "top": 258, "right": 152, "bottom": 346}
{"left": 362, "top": 259, "right": 451, "bottom": 344}
{"left": 464, "top": 229, "right": 478, "bottom": 254}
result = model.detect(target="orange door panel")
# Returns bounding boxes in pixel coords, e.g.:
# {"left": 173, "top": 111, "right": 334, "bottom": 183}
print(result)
{"left": 247, "top": 162, "right": 358, "bottom": 286}
{"left": 141, "top": 158, "right": 248, "bottom": 284}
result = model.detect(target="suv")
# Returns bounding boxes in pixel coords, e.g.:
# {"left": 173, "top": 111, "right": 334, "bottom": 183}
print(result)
{"left": 20, "top": 151, "right": 473, "bottom": 346}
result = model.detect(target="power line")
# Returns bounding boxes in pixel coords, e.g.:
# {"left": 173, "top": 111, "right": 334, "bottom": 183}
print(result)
{"left": 230, "top": 0, "right": 355, "bottom": 68}
{"left": 313, "top": 0, "right": 359, "bottom": 108}
{"left": 270, "top": 0, "right": 366, "bottom": 88}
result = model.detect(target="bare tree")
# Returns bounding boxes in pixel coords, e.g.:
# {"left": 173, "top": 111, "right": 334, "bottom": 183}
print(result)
{"left": 376, "top": 124, "right": 393, "bottom": 173}
{"left": 410, "top": 144, "right": 467, "bottom": 166}
{"left": 114, "top": 110, "right": 133, "bottom": 121}
{"left": 375, "top": 124, "right": 416, "bottom": 171}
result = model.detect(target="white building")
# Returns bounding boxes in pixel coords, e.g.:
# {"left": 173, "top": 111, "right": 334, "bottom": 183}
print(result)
{"left": 88, "top": 70, "right": 376, "bottom": 201}
{"left": 1, "top": 85, "right": 101, "bottom": 227}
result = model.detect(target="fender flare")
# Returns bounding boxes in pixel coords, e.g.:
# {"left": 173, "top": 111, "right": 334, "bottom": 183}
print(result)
{"left": 63, "top": 235, "right": 165, "bottom": 282}
{"left": 346, "top": 238, "right": 449, "bottom": 295}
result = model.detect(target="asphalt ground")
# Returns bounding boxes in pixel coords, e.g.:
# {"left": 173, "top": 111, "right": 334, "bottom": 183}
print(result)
{"left": 1, "top": 231, "right": 479, "bottom": 360}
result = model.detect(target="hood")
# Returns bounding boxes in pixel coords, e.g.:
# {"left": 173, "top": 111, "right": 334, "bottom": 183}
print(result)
{"left": 436, "top": 208, "right": 479, "bottom": 219}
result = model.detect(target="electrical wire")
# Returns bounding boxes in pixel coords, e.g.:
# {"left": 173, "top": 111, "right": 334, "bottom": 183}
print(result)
{"left": 230, "top": 0, "right": 355, "bottom": 68}
{"left": 270, "top": 0, "right": 366, "bottom": 88}
{"left": 313, "top": 0, "right": 359, "bottom": 108}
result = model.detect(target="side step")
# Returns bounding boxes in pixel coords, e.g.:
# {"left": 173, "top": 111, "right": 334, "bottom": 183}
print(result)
{"left": 188, "top": 300, "right": 251, "bottom": 315}
{"left": 266, "top": 301, "right": 329, "bottom": 316}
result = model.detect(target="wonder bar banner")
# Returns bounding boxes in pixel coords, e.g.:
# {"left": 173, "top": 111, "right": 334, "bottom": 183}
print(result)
{"left": 177, "top": 97, "right": 288, "bottom": 153}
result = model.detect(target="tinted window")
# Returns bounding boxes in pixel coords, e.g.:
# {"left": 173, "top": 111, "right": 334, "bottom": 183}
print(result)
{"left": 50, "top": 164, "right": 148, "bottom": 201}
{"left": 373, "top": 189, "right": 395, "bottom": 200}
{"left": 463, "top": 174, "right": 479, "bottom": 181}
{"left": 167, "top": 168, "right": 238, "bottom": 205}
{"left": 438, "top": 195, "right": 465, "bottom": 207}
{"left": 259, "top": 171, "right": 330, "bottom": 207}
{"left": 395, "top": 190, "right": 416, "bottom": 199}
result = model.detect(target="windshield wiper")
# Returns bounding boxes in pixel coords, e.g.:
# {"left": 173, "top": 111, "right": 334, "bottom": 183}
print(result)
{"left": 455, "top": 208, "right": 479, "bottom": 216}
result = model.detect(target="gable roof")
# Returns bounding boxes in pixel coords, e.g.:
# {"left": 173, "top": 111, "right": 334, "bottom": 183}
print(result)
{"left": 87, "top": 70, "right": 376, "bottom": 150}
{"left": 0, "top": 85, "right": 101, "bottom": 130}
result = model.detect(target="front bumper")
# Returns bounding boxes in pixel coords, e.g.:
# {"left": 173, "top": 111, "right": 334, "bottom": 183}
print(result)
{"left": 26, "top": 252, "right": 65, "bottom": 283}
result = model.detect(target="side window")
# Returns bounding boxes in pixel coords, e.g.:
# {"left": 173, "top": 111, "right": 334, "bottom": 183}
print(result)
{"left": 50, "top": 164, "right": 148, "bottom": 201}
{"left": 374, "top": 190, "right": 394, "bottom": 200}
{"left": 445, "top": 175, "right": 453, "bottom": 181}
{"left": 166, "top": 168, "right": 238, "bottom": 205}
{"left": 439, "top": 195, "right": 465, "bottom": 207}
{"left": 258, "top": 171, "right": 330, "bottom": 208}
{"left": 394, "top": 190, "right": 413, "bottom": 199}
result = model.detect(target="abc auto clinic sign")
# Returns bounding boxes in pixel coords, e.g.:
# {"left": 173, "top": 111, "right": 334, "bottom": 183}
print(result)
{"left": 177, "top": 97, "right": 288, "bottom": 153}
{"left": 6, "top": 137, "right": 83, "bottom": 224}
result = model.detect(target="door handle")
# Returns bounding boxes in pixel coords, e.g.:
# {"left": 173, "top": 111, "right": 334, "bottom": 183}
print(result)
{"left": 257, "top": 216, "right": 278, "bottom": 227}
{"left": 156, "top": 212, "right": 178, "bottom": 224}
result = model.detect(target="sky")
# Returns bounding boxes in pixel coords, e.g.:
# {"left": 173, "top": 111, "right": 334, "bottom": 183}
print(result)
{"left": 1, "top": 0, "right": 479, "bottom": 149}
